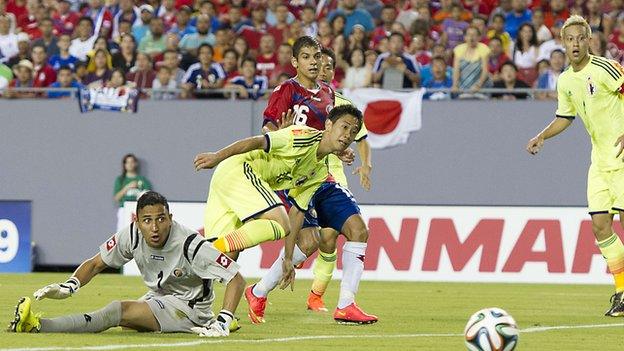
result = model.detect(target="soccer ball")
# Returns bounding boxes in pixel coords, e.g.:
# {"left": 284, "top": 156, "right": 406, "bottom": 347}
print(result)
{"left": 464, "top": 307, "right": 519, "bottom": 351}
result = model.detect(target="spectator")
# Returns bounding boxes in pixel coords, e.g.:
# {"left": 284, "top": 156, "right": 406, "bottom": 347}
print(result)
{"left": 586, "top": 0, "right": 606, "bottom": 34}
{"left": 182, "top": 43, "right": 225, "bottom": 97}
{"left": 342, "top": 48, "right": 372, "bottom": 89}
{"left": 83, "top": 0, "right": 113, "bottom": 38}
{"left": 300, "top": 5, "right": 318, "bottom": 38}
{"left": 236, "top": 3, "right": 269, "bottom": 53}
{"left": 6, "top": 0, "right": 26, "bottom": 28}
{"left": 441, "top": 3, "right": 470, "bottom": 50}
{"left": 487, "top": 36, "right": 511, "bottom": 82}
{"left": 226, "top": 5, "right": 249, "bottom": 33}
{"left": 487, "top": 14, "right": 512, "bottom": 56}
{"left": 226, "top": 56, "right": 268, "bottom": 100}
{"left": 6, "top": 32, "right": 29, "bottom": 67}
{"left": 512, "top": 23, "right": 539, "bottom": 85}
{"left": 31, "top": 44, "right": 56, "bottom": 87}
{"left": 111, "top": 33, "right": 136, "bottom": 73}
{"left": 138, "top": 17, "right": 167, "bottom": 58}
{"left": 32, "top": 17, "right": 59, "bottom": 58}
{"left": 346, "top": 24, "right": 368, "bottom": 54}
{"left": 69, "top": 17, "right": 97, "bottom": 62}
{"left": 591, "top": 30, "right": 608, "bottom": 58}
{"left": 268, "top": 3, "right": 292, "bottom": 45}
{"left": 83, "top": 49, "right": 111, "bottom": 87}
{"left": 113, "top": 153, "right": 152, "bottom": 231}
{"left": 396, "top": 0, "right": 421, "bottom": 30}
{"left": 152, "top": 66, "right": 178, "bottom": 100}
{"left": 408, "top": 33, "right": 432, "bottom": 66}
{"left": 169, "top": 5, "right": 196, "bottom": 38}
{"left": 211, "top": 27, "right": 229, "bottom": 62}
{"left": 232, "top": 36, "right": 249, "bottom": 67}
{"left": 47, "top": 65, "right": 80, "bottom": 98}
{"left": 489, "top": 0, "right": 513, "bottom": 23}
{"left": 256, "top": 34, "right": 278, "bottom": 77}
{"left": 538, "top": 20, "right": 564, "bottom": 61}
{"left": 373, "top": 32, "right": 420, "bottom": 89}
{"left": 85, "top": 36, "right": 112, "bottom": 72}
{"left": 267, "top": 43, "right": 294, "bottom": 87}
{"left": 536, "top": 49, "right": 565, "bottom": 100}
{"left": 0, "top": 0, "right": 17, "bottom": 33}
{"left": 112, "top": 0, "right": 140, "bottom": 40}
{"left": 317, "top": 19, "right": 333, "bottom": 48}
{"left": 106, "top": 68, "right": 128, "bottom": 89}
{"left": 0, "top": 14, "right": 18, "bottom": 63}
{"left": 179, "top": 14, "right": 215, "bottom": 55}
{"left": 127, "top": 52, "right": 156, "bottom": 91}
{"left": 452, "top": 26, "right": 490, "bottom": 96}
{"left": 190, "top": 0, "right": 220, "bottom": 33}
{"left": 161, "top": 49, "right": 185, "bottom": 85}
{"left": 505, "top": 0, "right": 532, "bottom": 39}
{"left": 491, "top": 61, "right": 530, "bottom": 99}
{"left": 266, "top": 0, "right": 294, "bottom": 27}
{"left": 371, "top": 5, "right": 396, "bottom": 49}
{"left": 0, "top": 61, "right": 12, "bottom": 90}
{"left": 423, "top": 56, "right": 453, "bottom": 100}
{"left": 112, "top": 19, "right": 133, "bottom": 47}
{"left": 48, "top": 34, "right": 78, "bottom": 71}
{"left": 21, "top": 4, "right": 47, "bottom": 40}
{"left": 543, "top": 0, "right": 569, "bottom": 29}
{"left": 221, "top": 48, "right": 239, "bottom": 80}
{"left": 7, "top": 59, "right": 36, "bottom": 98}
{"left": 471, "top": 15, "right": 489, "bottom": 43}
{"left": 330, "top": 13, "right": 346, "bottom": 37}
{"left": 532, "top": 8, "right": 552, "bottom": 44}
{"left": 434, "top": 0, "right": 473, "bottom": 24}
{"left": 327, "top": 0, "right": 374, "bottom": 37}
{"left": 157, "top": 0, "right": 177, "bottom": 31}
{"left": 51, "top": 0, "right": 80, "bottom": 36}
{"left": 74, "top": 60, "right": 87, "bottom": 84}
{"left": 608, "top": 21, "right": 624, "bottom": 63}
{"left": 132, "top": 4, "right": 154, "bottom": 44}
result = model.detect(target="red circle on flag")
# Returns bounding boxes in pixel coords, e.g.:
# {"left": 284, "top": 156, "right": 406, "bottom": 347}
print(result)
{"left": 363, "top": 100, "right": 402, "bottom": 135}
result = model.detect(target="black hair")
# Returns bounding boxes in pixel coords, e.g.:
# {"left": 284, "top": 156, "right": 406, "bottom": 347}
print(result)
{"left": 223, "top": 48, "right": 239, "bottom": 60}
{"left": 489, "top": 35, "right": 503, "bottom": 44}
{"left": 388, "top": 31, "right": 404, "bottom": 41}
{"left": 321, "top": 47, "right": 336, "bottom": 69}
{"left": 500, "top": 61, "right": 518, "bottom": 72}
{"left": 58, "top": 65, "right": 73, "bottom": 73}
{"left": 328, "top": 104, "right": 363, "bottom": 130}
{"left": 78, "top": 16, "right": 94, "bottom": 28}
{"left": 163, "top": 48, "right": 179, "bottom": 57}
{"left": 111, "top": 68, "right": 127, "bottom": 85}
{"left": 241, "top": 56, "right": 257, "bottom": 67}
{"left": 292, "top": 35, "right": 321, "bottom": 58}
{"left": 198, "top": 43, "right": 214, "bottom": 55}
{"left": 136, "top": 191, "right": 169, "bottom": 214}
{"left": 550, "top": 49, "right": 565, "bottom": 58}
{"left": 515, "top": 23, "right": 537, "bottom": 53}
{"left": 121, "top": 153, "right": 138, "bottom": 179}
{"left": 492, "top": 13, "right": 505, "bottom": 23}
{"left": 347, "top": 48, "right": 365, "bottom": 67}
{"left": 431, "top": 55, "right": 446, "bottom": 65}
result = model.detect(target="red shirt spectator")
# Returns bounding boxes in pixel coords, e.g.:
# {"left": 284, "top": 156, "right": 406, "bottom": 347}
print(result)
{"left": 31, "top": 45, "right": 56, "bottom": 87}
{"left": 256, "top": 34, "right": 278, "bottom": 77}
{"left": 51, "top": 0, "right": 81, "bottom": 36}
{"left": 236, "top": 4, "right": 269, "bottom": 52}
{"left": 269, "top": 43, "right": 296, "bottom": 87}
{"left": 127, "top": 52, "right": 156, "bottom": 92}
{"left": 371, "top": 5, "right": 396, "bottom": 49}
{"left": 6, "top": 0, "right": 26, "bottom": 24}
{"left": 543, "top": 0, "right": 569, "bottom": 29}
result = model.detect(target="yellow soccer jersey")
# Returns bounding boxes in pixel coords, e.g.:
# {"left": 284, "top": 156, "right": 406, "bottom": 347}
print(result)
{"left": 556, "top": 55, "right": 624, "bottom": 171}
{"left": 238, "top": 125, "right": 329, "bottom": 209}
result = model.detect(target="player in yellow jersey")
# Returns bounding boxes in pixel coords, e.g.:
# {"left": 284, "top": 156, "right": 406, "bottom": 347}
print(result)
{"left": 305, "top": 47, "right": 373, "bottom": 312}
{"left": 194, "top": 104, "right": 362, "bottom": 257}
{"left": 527, "top": 15, "right": 624, "bottom": 317}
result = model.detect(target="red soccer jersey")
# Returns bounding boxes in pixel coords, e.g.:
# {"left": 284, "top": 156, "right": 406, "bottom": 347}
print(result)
{"left": 263, "top": 78, "right": 335, "bottom": 130}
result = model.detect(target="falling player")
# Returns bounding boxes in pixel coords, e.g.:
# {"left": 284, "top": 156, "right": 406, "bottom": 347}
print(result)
{"left": 8, "top": 191, "right": 245, "bottom": 336}
{"left": 526, "top": 15, "right": 624, "bottom": 316}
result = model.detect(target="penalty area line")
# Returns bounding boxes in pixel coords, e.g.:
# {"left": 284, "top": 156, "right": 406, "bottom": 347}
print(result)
{"left": 2, "top": 323, "right": 624, "bottom": 351}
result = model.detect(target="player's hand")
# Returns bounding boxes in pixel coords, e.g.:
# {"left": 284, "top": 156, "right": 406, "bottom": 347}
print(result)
{"left": 615, "top": 134, "right": 624, "bottom": 160}
{"left": 336, "top": 148, "right": 355, "bottom": 165}
{"left": 277, "top": 109, "right": 294, "bottom": 129}
{"left": 190, "top": 321, "right": 229, "bottom": 337}
{"left": 353, "top": 164, "right": 372, "bottom": 191}
{"left": 279, "top": 258, "right": 295, "bottom": 291}
{"left": 526, "top": 135, "right": 544, "bottom": 155}
{"left": 34, "top": 277, "right": 80, "bottom": 300}
{"left": 194, "top": 152, "right": 221, "bottom": 171}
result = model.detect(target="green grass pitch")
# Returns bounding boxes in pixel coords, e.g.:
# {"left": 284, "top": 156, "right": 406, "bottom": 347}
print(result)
{"left": 0, "top": 273, "right": 623, "bottom": 350}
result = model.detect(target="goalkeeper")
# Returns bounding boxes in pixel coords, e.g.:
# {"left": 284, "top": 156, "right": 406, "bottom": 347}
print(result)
{"left": 8, "top": 191, "right": 244, "bottom": 337}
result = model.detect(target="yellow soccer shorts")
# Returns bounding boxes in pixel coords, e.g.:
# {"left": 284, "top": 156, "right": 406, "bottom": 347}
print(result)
{"left": 204, "top": 158, "right": 282, "bottom": 238}
{"left": 587, "top": 164, "right": 624, "bottom": 215}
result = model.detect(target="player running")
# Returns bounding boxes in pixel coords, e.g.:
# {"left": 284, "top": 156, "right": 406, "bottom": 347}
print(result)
{"left": 8, "top": 191, "right": 245, "bottom": 336}
{"left": 194, "top": 104, "right": 363, "bottom": 259}
{"left": 526, "top": 15, "right": 624, "bottom": 317}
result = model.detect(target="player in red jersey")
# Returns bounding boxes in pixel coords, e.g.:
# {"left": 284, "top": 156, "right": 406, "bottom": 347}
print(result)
{"left": 262, "top": 36, "right": 335, "bottom": 132}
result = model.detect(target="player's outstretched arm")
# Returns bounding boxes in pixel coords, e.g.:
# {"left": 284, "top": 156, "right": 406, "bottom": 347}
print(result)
{"left": 194, "top": 135, "right": 267, "bottom": 171}
{"left": 34, "top": 253, "right": 109, "bottom": 300}
{"left": 526, "top": 117, "right": 573, "bottom": 155}
{"left": 354, "top": 139, "right": 372, "bottom": 191}
{"left": 279, "top": 206, "right": 305, "bottom": 291}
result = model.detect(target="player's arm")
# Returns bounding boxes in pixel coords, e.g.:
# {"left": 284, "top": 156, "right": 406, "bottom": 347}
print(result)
{"left": 354, "top": 138, "right": 372, "bottom": 191}
{"left": 526, "top": 117, "right": 573, "bottom": 155}
{"left": 194, "top": 135, "right": 267, "bottom": 170}
{"left": 279, "top": 204, "right": 305, "bottom": 291}
{"left": 33, "top": 253, "right": 109, "bottom": 300}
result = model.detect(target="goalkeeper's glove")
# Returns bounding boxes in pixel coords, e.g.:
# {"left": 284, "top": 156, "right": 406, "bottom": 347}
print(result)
{"left": 190, "top": 310, "right": 233, "bottom": 337}
{"left": 33, "top": 277, "right": 81, "bottom": 300}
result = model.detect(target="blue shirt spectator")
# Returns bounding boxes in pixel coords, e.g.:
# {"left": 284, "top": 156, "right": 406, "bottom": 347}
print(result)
{"left": 48, "top": 54, "right": 79, "bottom": 71}
{"left": 328, "top": 2, "right": 374, "bottom": 37}
{"left": 47, "top": 66, "right": 82, "bottom": 98}
{"left": 228, "top": 74, "right": 268, "bottom": 100}
{"left": 183, "top": 62, "right": 226, "bottom": 88}
{"left": 505, "top": 9, "right": 532, "bottom": 39}
{"left": 422, "top": 57, "right": 453, "bottom": 100}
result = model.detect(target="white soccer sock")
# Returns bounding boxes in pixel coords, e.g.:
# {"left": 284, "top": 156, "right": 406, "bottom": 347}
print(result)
{"left": 338, "top": 241, "right": 367, "bottom": 309}
{"left": 253, "top": 245, "right": 307, "bottom": 298}
{"left": 216, "top": 309, "right": 234, "bottom": 329}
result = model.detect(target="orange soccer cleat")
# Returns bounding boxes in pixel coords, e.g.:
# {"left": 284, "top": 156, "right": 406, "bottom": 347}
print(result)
{"left": 244, "top": 285, "right": 267, "bottom": 324}
{"left": 306, "top": 291, "right": 328, "bottom": 312}
{"left": 333, "top": 303, "right": 378, "bottom": 325}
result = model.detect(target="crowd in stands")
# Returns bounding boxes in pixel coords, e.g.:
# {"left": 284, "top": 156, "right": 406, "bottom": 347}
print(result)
{"left": 0, "top": 0, "right": 621, "bottom": 100}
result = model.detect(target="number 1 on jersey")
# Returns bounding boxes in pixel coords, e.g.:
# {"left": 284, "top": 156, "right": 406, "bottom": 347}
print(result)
{"left": 293, "top": 104, "right": 309, "bottom": 125}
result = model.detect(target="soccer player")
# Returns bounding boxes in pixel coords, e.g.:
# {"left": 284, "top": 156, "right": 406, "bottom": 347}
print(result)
{"left": 526, "top": 15, "right": 624, "bottom": 317}
{"left": 194, "top": 104, "right": 363, "bottom": 259}
{"left": 8, "top": 191, "right": 245, "bottom": 336}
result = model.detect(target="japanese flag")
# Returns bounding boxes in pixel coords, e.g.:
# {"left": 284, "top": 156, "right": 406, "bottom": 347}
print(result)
{"left": 344, "top": 88, "right": 424, "bottom": 149}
